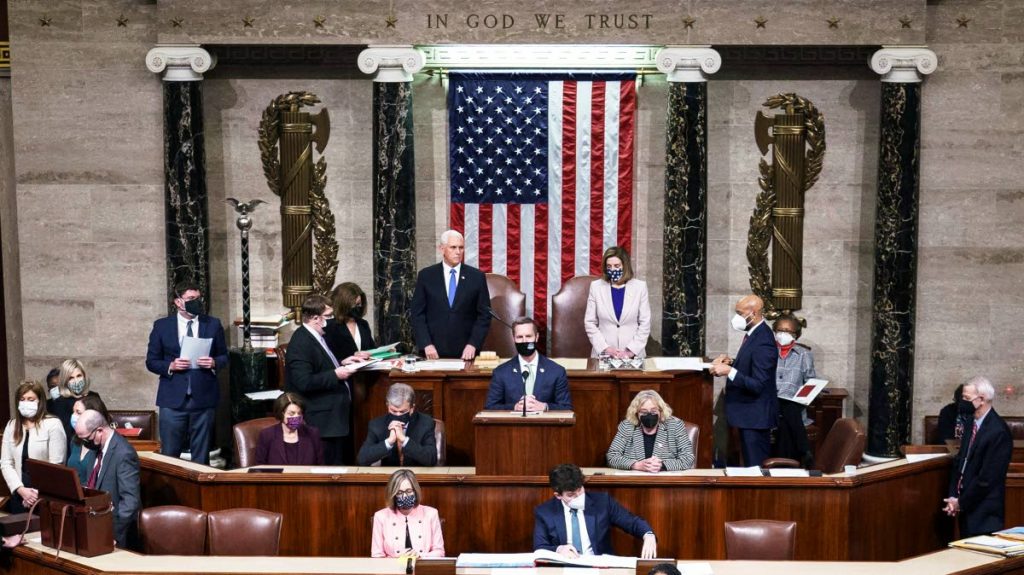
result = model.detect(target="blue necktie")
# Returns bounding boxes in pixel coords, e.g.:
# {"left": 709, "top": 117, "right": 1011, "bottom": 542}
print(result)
{"left": 447, "top": 269, "right": 457, "bottom": 307}
{"left": 570, "top": 509, "right": 583, "bottom": 553}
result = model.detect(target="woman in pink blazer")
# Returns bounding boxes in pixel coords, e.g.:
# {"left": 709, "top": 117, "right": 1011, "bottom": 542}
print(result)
{"left": 585, "top": 246, "right": 652, "bottom": 359}
{"left": 371, "top": 469, "right": 445, "bottom": 558}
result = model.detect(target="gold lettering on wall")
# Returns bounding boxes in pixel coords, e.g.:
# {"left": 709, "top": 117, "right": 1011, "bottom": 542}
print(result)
{"left": 423, "top": 12, "right": 652, "bottom": 32}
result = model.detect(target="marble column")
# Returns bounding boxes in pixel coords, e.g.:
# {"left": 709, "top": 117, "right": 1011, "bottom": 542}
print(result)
{"left": 866, "top": 47, "right": 936, "bottom": 457}
{"left": 359, "top": 47, "right": 425, "bottom": 352}
{"left": 145, "top": 45, "right": 216, "bottom": 311}
{"left": 656, "top": 47, "right": 721, "bottom": 357}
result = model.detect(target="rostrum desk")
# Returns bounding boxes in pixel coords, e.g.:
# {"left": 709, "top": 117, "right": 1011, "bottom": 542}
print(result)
{"left": 139, "top": 452, "right": 955, "bottom": 561}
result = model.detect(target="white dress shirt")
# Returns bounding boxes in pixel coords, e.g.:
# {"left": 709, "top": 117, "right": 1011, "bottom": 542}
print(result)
{"left": 518, "top": 354, "right": 539, "bottom": 396}
{"left": 442, "top": 262, "right": 461, "bottom": 294}
{"left": 176, "top": 312, "right": 197, "bottom": 344}
{"left": 561, "top": 500, "right": 593, "bottom": 555}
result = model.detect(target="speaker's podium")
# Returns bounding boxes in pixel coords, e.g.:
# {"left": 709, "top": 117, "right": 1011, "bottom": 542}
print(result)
{"left": 472, "top": 410, "right": 575, "bottom": 475}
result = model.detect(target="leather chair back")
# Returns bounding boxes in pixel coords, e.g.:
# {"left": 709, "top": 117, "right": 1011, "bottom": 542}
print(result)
{"left": 109, "top": 410, "right": 157, "bottom": 440}
{"left": 482, "top": 274, "right": 526, "bottom": 357}
{"left": 816, "top": 417, "right": 866, "bottom": 474}
{"left": 207, "top": 508, "right": 283, "bottom": 556}
{"left": 724, "top": 519, "right": 797, "bottom": 560}
{"left": 683, "top": 421, "right": 699, "bottom": 465}
{"left": 275, "top": 343, "right": 289, "bottom": 389}
{"left": 233, "top": 417, "right": 278, "bottom": 468}
{"left": 550, "top": 275, "right": 599, "bottom": 358}
{"left": 139, "top": 505, "right": 208, "bottom": 555}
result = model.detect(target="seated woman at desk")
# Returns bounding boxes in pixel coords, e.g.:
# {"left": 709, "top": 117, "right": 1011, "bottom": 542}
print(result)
{"left": 66, "top": 394, "right": 113, "bottom": 484}
{"left": 254, "top": 392, "right": 324, "bottom": 466}
{"left": 371, "top": 469, "right": 445, "bottom": 558}
{"left": 606, "top": 389, "right": 695, "bottom": 472}
{"left": 1, "top": 380, "right": 67, "bottom": 512}
{"left": 773, "top": 313, "right": 817, "bottom": 468}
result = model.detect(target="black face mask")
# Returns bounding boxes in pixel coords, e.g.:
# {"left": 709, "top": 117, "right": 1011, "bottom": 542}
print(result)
{"left": 639, "top": 413, "right": 660, "bottom": 429}
{"left": 82, "top": 431, "right": 101, "bottom": 452}
{"left": 349, "top": 305, "right": 364, "bottom": 319}
{"left": 958, "top": 398, "right": 977, "bottom": 416}
{"left": 516, "top": 341, "right": 536, "bottom": 357}
{"left": 389, "top": 413, "right": 412, "bottom": 425}
{"left": 183, "top": 299, "right": 204, "bottom": 316}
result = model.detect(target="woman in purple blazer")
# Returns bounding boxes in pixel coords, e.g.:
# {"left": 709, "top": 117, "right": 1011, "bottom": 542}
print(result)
{"left": 254, "top": 392, "right": 324, "bottom": 466}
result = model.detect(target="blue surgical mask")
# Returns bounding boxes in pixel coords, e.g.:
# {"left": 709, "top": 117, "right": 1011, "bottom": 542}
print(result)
{"left": 70, "top": 413, "right": 79, "bottom": 430}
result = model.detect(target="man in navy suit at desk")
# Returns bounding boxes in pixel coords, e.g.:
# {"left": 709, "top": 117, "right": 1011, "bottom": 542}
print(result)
{"left": 710, "top": 294, "right": 778, "bottom": 467}
{"left": 145, "top": 280, "right": 227, "bottom": 465}
{"left": 485, "top": 317, "right": 572, "bottom": 412}
{"left": 410, "top": 230, "right": 491, "bottom": 360}
{"left": 534, "top": 463, "right": 657, "bottom": 558}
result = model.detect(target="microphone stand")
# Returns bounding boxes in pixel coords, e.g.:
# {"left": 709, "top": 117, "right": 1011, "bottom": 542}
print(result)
{"left": 522, "top": 368, "right": 529, "bottom": 418}
{"left": 488, "top": 307, "right": 513, "bottom": 329}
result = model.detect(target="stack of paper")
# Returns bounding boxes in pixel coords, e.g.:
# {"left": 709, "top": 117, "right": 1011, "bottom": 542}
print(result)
{"left": 995, "top": 526, "right": 1024, "bottom": 542}
{"left": 455, "top": 551, "right": 636, "bottom": 569}
{"left": 366, "top": 342, "right": 401, "bottom": 360}
{"left": 724, "top": 466, "right": 765, "bottom": 477}
{"left": 950, "top": 535, "right": 1024, "bottom": 557}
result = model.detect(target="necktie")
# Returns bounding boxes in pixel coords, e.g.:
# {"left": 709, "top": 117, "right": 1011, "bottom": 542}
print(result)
{"left": 570, "top": 509, "right": 583, "bottom": 553}
{"left": 956, "top": 422, "right": 979, "bottom": 495}
{"left": 86, "top": 449, "right": 103, "bottom": 489}
{"left": 447, "top": 269, "right": 457, "bottom": 307}
{"left": 185, "top": 320, "right": 195, "bottom": 395}
{"left": 186, "top": 320, "right": 194, "bottom": 338}
{"left": 397, "top": 429, "right": 405, "bottom": 466}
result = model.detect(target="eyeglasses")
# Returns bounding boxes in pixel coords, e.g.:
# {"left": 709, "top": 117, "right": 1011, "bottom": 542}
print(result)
{"left": 396, "top": 489, "right": 416, "bottom": 497}
{"left": 638, "top": 409, "right": 661, "bottom": 416}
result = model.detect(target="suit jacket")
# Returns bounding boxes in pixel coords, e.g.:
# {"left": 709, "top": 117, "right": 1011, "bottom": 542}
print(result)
{"left": 324, "top": 317, "right": 376, "bottom": 361}
{"left": 145, "top": 314, "right": 228, "bottom": 410}
{"left": 724, "top": 321, "right": 778, "bottom": 430}
{"left": 485, "top": 355, "right": 573, "bottom": 411}
{"left": 584, "top": 278, "right": 652, "bottom": 358}
{"left": 357, "top": 411, "right": 438, "bottom": 467}
{"left": 95, "top": 433, "right": 141, "bottom": 549}
{"left": 410, "top": 263, "right": 491, "bottom": 358}
{"left": 533, "top": 492, "right": 652, "bottom": 554}
{"left": 0, "top": 417, "right": 67, "bottom": 493}
{"left": 254, "top": 422, "right": 324, "bottom": 466}
{"left": 285, "top": 326, "right": 350, "bottom": 438}
{"left": 605, "top": 417, "right": 695, "bottom": 471}
{"left": 371, "top": 504, "right": 445, "bottom": 558}
{"left": 950, "top": 408, "right": 1013, "bottom": 537}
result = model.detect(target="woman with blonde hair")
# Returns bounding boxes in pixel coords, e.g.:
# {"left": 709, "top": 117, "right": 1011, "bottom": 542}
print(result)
{"left": 1, "top": 380, "right": 67, "bottom": 512}
{"left": 371, "top": 469, "right": 445, "bottom": 558}
{"left": 585, "top": 246, "right": 652, "bottom": 359}
{"left": 48, "top": 358, "right": 101, "bottom": 445}
{"left": 606, "top": 389, "right": 694, "bottom": 472}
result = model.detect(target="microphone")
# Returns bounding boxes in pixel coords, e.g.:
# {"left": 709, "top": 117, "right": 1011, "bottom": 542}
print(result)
{"left": 522, "top": 368, "right": 530, "bottom": 418}
{"left": 486, "top": 306, "right": 513, "bottom": 329}
{"left": 405, "top": 557, "right": 413, "bottom": 574}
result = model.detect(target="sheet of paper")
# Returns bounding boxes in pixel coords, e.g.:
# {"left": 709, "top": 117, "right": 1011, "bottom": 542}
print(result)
{"left": 346, "top": 357, "right": 381, "bottom": 371}
{"left": 906, "top": 453, "right": 948, "bottom": 463}
{"left": 245, "top": 389, "right": 284, "bottom": 401}
{"left": 648, "top": 357, "right": 706, "bottom": 371}
{"left": 416, "top": 360, "right": 466, "bottom": 371}
{"left": 678, "top": 562, "right": 715, "bottom": 575}
{"left": 366, "top": 360, "right": 399, "bottom": 371}
{"left": 307, "top": 467, "right": 349, "bottom": 474}
{"left": 961, "top": 535, "right": 1023, "bottom": 549}
{"left": 551, "top": 357, "right": 590, "bottom": 371}
{"left": 533, "top": 550, "right": 636, "bottom": 569}
{"left": 789, "top": 378, "right": 829, "bottom": 406}
{"left": 455, "top": 553, "right": 536, "bottom": 568}
{"left": 724, "top": 466, "right": 764, "bottom": 477}
{"left": 365, "top": 342, "right": 400, "bottom": 355}
{"left": 768, "top": 468, "right": 810, "bottom": 478}
{"left": 179, "top": 336, "right": 212, "bottom": 369}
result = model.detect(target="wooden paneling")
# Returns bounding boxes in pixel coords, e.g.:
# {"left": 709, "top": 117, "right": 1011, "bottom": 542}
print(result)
{"left": 473, "top": 412, "right": 574, "bottom": 475}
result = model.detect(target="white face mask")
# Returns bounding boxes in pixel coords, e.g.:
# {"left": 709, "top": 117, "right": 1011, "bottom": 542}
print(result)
{"left": 731, "top": 313, "right": 750, "bottom": 333}
{"left": 567, "top": 492, "right": 585, "bottom": 510}
{"left": 49, "top": 387, "right": 60, "bottom": 400}
{"left": 18, "top": 401, "right": 38, "bottom": 419}
{"left": 776, "top": 333, "right": 795, "bottom": 346}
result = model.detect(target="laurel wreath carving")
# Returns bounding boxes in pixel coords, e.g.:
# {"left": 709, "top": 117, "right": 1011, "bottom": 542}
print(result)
{"left": 747, "top": 93, "right": 826, "bottom": 318}
{"left": 257, "top": 91, "right": 338, "bottom": 298}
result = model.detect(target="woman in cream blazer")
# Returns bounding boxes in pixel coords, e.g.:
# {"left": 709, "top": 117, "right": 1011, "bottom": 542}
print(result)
{"left": 371, "top": 469, "right": 445, "bottom": 558}
{"left": 1, "top": 380, "right": 67, "bottom": 512}
{"left": 585, "top": 246, "right": 652, "bottom": 358}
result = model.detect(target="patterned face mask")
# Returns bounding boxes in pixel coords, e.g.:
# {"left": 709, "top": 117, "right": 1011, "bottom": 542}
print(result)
{"left": 606, "top": 268, "right": 624, "bottom": 282}
{"left": 395, "top": 492, "right": 418, "bottom": 510}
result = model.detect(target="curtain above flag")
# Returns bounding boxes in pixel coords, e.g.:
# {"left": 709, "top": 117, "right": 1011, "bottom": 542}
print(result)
{"left": 448, "top": 72, "right": 637, "bottom": 343}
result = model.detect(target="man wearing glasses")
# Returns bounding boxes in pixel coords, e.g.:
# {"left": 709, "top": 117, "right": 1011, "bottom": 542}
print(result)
{"left": 75, "top": 410, "right": 140, "bottom": 549}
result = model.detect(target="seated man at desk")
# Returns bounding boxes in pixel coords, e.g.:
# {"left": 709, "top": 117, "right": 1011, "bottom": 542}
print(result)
{"left": 357, "top": 383, "right": 438, "bottom": 467}
{"left": 485, "top": 317, "right": 572, "bottom": 412}
{"left": 534, "top": 463, "right": 657, "bottom": 558}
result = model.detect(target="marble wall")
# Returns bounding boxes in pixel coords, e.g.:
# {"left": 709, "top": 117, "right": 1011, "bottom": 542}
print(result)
{"left": 0, "top": 78, "right": 24, "bottom": 389}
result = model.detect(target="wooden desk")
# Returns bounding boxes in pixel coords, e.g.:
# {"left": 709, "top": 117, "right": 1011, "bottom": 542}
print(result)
{"left": 472, "top": 411, "right": 574, "bottom": 475}
{"left": 139, "top": 452, "right": 954, "bottom": 561}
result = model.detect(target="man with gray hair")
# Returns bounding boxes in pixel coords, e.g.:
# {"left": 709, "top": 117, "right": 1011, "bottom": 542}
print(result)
{"left": 410, "top": 229, "right": 491, "bottom": 360}
{"left": 75, "top": 409, "right": 140, "bottom": 548}
{"left": 943, "top": 376, "right": 1012, "bottom": 538}
{"left": 357, "top": 383, "right": 439, "bottom": 466}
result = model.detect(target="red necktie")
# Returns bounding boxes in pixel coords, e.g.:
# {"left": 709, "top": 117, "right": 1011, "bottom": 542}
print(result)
{"left": 86, "top": 449, "right": 103, "bottom": 489}
{"left": 956, "top": 422, "right": 979, "bottom": 495}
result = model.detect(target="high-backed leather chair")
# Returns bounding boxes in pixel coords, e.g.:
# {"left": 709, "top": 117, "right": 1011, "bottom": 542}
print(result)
{"left": 550, "top": 275, "right": 599, "bottom": 358}
{"left": 371, "top": 418, "right": 447, "bottom": 466}
{"left": 683, "top": 422, "right": 699, "bottom": 465}
{"left": 139, "top": 505, "right": 208, "bottom": 555}
{"left": 207, "top": 508, "right": 283, "bottom": 556}
{"left": 724, "top": 519, "right": 797, "bottom": 560}
{"left": 764, "top": 417, "right": 866, "bottom": 473}
{"left": 109, "top": 410, "right": 157, "bottom": 440}
{"left": 233, "top": 417, "right": 277, "bottom": 468}
{"left": 482, "top": 273, "right": 526, "bottom": 357}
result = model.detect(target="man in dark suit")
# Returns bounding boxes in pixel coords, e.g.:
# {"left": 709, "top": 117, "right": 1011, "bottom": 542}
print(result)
{"left": 486, "top": 317, "right": 573, "bottom": 412}
{"left": 75, "top": 410, "right": 140, "bottom": 549}
{"left": 286, "top": 294, "right": 363, "bottom": 465}
{"left": 534, "top": 463, "right": 656, "bottom": 558}
{"left": 145, "top": 280, "right": 228, "bottom": 465}
{"left": 710, "top": 294, "right": 778, "bottom": 467}
{"left": 357, "top": 383, "right": 438, "bottom": 466}
{"left": 944, "top": 377, "right": 1013, "bottom": 538}
{"left": 410, "top": 230, "right": 491, "bottom": 360}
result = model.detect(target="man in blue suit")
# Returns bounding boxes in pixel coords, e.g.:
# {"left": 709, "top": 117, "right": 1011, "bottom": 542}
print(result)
{"left": 410, "top": 230, "right": 491, "bottom": 360}
{"left": 710, "top": 294, "right": 778, "bottom": 467}
{"left": 145, "top": 281, "right": 228, "bottom": 465}
{"left": 485, "top": 317, "right": 572, "bottom": 412}
{"left": 534, "top": 464, "right": 656, "bottom": 558}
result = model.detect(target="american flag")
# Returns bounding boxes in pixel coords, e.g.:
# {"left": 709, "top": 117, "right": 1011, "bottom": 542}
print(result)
{"left": 448, "top": 72, "right": 637, "bottom": 343}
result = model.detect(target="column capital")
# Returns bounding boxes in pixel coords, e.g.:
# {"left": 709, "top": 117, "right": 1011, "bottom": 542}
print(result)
{"left": 358, "top": 46, "right": 425, "bottom": 82}
{"left": 145, "top": 44, "right": 216, "bottom": 81}
{"left": 870, "top": 46, "right": 937, "bottom": 83}
{"left": 656, "top": 46, "right": 722, "bottom": 83}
